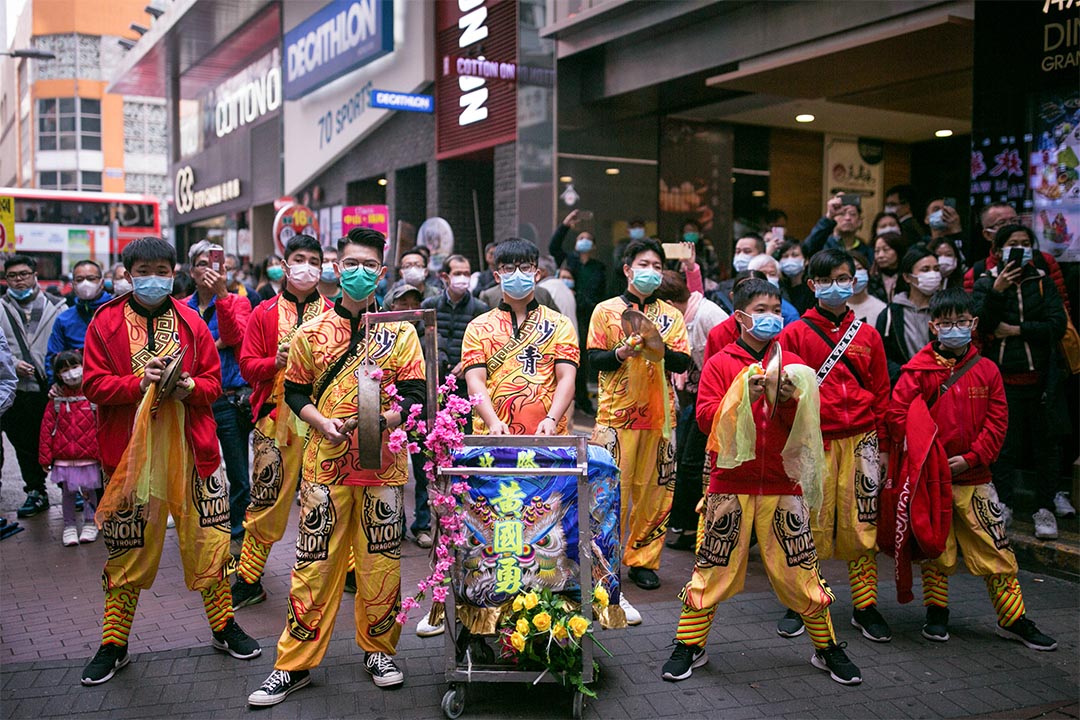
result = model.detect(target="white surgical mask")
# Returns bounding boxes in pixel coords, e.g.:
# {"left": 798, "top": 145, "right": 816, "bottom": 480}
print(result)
{"left": 914, "top": 270, "right": 942, "bottom": 295}
{"left": 112, "top": 278, "right": 133, "bottom": 295}
{"left": 937, "top": 255, "right": 957, "bottom": 276}
{"left": 733, "top": 254, "right": 753, "bottom": 273}
{"left": 287, "top": 263, "right": 320, "bottom": 293}
{"left": 449, "top": 275, "right": 470, "bottom": 293}
{"left": 401, "top": 267, "right": 426, "bottom": 286}
{"left": 60, "top": 367, "right": 83, "bottom": 385}
{"left": 74, "top": 279, "right": 102, "bottom": 301}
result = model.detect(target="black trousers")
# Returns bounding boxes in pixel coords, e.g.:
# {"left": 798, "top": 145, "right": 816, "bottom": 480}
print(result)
{"left": 1, "top": 390, "right": 49, "bottom": 495}
{"left": 670, "top": 402, "right": 708, "bottom": 531}
{"left": 991, "top": 382, "right": 1063, "bottom": 511}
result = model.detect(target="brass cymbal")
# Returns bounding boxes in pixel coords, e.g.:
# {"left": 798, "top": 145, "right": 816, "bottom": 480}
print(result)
{"left": 620, "top": 308, "right": 665, "bottom": 363}
{"left": 158, "top": 347, "right": 188, "bottom": 399}
{"left": 763, "top": 342, "right": 783, "bottom": 417}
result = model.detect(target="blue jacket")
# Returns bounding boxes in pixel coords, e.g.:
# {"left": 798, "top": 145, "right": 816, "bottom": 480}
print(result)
{"left": 45, "top": 291, "right": 112, "bottom": 383}
{"left": 187, "top": 293, "right": 246, "bottom": 390}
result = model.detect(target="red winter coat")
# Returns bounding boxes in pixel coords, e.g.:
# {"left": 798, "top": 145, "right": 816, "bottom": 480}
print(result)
{"left": 38, "top": 388, "right": 100, "bottom": 467}
{"left": 886, "top": 343, "right": 1008, "bottom": 486}
{"left": 83, "top": 296, "right": 222, "bottom": 477}
{"left": 704, "top": 315, "right": 740, "bottom": 364}
{"left": 697, "top": 339, "right": 805, "bottom": 496}
{"left": 778, "top": 306, "right": 891, "bottom": 450}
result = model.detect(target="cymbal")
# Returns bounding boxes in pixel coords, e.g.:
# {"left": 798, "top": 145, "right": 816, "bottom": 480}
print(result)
{"left": 763, "top": 342, "right": 783, "bottom": 417}
{"left": 158, "top": 347, "right": 188, "bottom": 398}
{"left": 620, "top": 308, "right": 665, "bottom": 363}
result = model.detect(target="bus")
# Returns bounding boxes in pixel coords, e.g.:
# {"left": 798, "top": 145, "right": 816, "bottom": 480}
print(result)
{"left": 0, "top": 187, "right": 161, "bottom": 283}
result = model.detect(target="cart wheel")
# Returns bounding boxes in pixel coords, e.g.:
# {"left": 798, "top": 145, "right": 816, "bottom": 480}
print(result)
{"left": 441, "top": 685, "right": 466, "bottom": 719}
{"left": 572, "top": 691, "right": 585, "bottom": 719}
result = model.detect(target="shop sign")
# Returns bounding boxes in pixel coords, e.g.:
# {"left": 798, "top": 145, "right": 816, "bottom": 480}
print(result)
{"left": 215, "top": 63, "right": 282, "bottom": 138}
{"left": 284, "top": 0, "right": 394, "bottom": 101}
{"left": 341, "top": 204, "right": 389, "bottom": 235}
{"left": 273, "top": 202, "right": 320, "bottom": 255}
{"left": 369, "top": 89, "right": 433, "bottom": 113}
{"left": 0, "top": 196, "right": 14, "bottom": 253}
{"left": 174, "top": 166, "right": 242, "bottom": 216}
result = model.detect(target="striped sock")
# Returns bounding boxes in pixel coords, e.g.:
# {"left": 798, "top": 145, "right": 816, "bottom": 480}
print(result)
{"left": 101, "top": 587, "right": 139, "bottom": 646}
{"left": 921, "top": 565, "right": 949, "bottom": 607}
{"left": 347, "top": 546, "right": 356, "bottom": 574}
{"left": 674, "top": 604, "right": 716, "bottom": 648}
{"left": 802, "top": 609, "right": 836, "bottom": 649}
{"left": 987, "top": 574, "right": 1026, "bottom": 627}
{"left": 237, "top": 536, "right": 271, "bottom": 584}
{"left": 201, "top": 580, "right": 234, "bottom": 632}
{"left": 847, "top": 553, "right": 878, "bottom": 610}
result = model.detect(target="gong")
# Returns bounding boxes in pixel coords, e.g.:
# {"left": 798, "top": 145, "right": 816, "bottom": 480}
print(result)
{"left": 354, "top": 363, "right": 384, "bottom": 469}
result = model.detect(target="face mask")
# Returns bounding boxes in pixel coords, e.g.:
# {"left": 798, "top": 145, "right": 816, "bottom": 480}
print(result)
{"left": 225, "top": 270, "right": 236, "bottom": 286}
{"left": 630, "top": 267, "right": 662, "bottom": 295}
{"left": 683, "top": 231, "right": 700, "bottom": 243}
{"left": 740, "top": 311, "right": 783, "bottom": 341}
{"left": 937, "top": 255, "right": 957, "bottom": 276}
{"left": 937, "top": 325, "right": 972, "bottom": 350}
{"left": 339, "top": 265, "right": 380, "bottom": 301}
{"left": 928, "top": 209, "right": 949, "bottom": 231}
{"left": 104, "top": 279, "right": 114, "bottom": 293}
{"left": 132, "top": 275, "right": 174, "bottom": 305}
{"left": 74, "top": 280, "right": 102, "bottom": 301}
{"left": 884, "top": 204, "right": 899, "bottom": 215}
{"left": 766, "top": 276, "right": 780, "bottom": 288}
{"left": 853, "top": 269, "right": 869, "bottom": 294}
{"left": 1013, "top": 247, "right": 1034, "bottom": 266}
{"left": 60, "top": 367, "right": 83, "bottom": 386}
{"left": 8, "top": 286, "right": 34, "bottom": 301}
{"left": 401, "top": 267, "right": 426, "bottom": 287}
{"left": 815, "top": 282, "right": 853, "bottom": 307}
{"left": 732, "top": 254, "right": 753, "bottom": 273}
{"left": 321, "top": 263, "right": 338, "bottom": 283}
{"left": 448, "top": 275, "right": 471, "bottom": 294}
{"left": 500, "top": 269, "right": 535, "bottom": 300}
{"left": 628, "top": 227, "right": 645, "bottom": 240}
{"left": 575, "top": 237, "right": 594, "bottom": 253}
{"left": 266, "top": 266, "right": 284, "bottom": 282}
{"left": 779, "top": 257, "right": 804, "bottom": 278}
{"left": 287, "top": 263, "right": 320, "bottom": 293}
{"left": 914, "top": 270, "right": 942, "bottom": 295}
{"left": 112, "top": 278, "right": 133, "bottom": 295}
{"left": 562, "top": 278, "right": 575, "bottom": 290}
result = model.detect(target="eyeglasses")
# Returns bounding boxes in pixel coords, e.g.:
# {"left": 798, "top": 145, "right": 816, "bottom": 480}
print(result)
{"left": 193, "top": 261, "right": 212, "bottom": 269}
{"left": 498, "top": 263, "right": 536, "bottom": 275}
{"left": 4, "top": 271, "right": 34, "bottom": 281}
{"left": 339, "top": 259, "right": 382, "bottom": 271}
{"left": 813, "top": 277, "right": 853, "bottom": 288}
{"left": 74, "top": 275, "right": 102, "bottom": 283}
{"left": 934, "top": 319, "right": 974, "bottom": 330}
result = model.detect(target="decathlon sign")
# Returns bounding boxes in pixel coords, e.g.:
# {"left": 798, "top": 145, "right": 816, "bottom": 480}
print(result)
{"left": 284, "top": 0, "right": 394, "bottom": 101}
{"left": 369, "top": 89, "right": 433, "bottom": 113}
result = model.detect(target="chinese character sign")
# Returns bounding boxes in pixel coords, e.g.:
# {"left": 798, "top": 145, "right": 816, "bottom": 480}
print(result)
{"left": 342, "top": 205, "right": 390, "bottom": 236}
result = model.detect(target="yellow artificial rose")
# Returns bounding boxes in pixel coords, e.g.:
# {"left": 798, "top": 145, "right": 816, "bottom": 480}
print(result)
{"left": 523, "top": 592, "right": 539, "bottom": 610}
{"left": 515, "top": 618, "right": 531, "bottom": 636}
{"left": 510, "top": 631, "right": 526, "bottom": 652}
{"left": 512, "top": 595, "right": 525, "bottom": 612}
{"left": 552, "top": 623, "right": 569, "bottom": 641}
{"left": 532, "top": 611, "right": 552, "bottom": 632}
{"left": 568, "top": 615, "right": 590, "bottom": 638}
{"left": 593, "top": 586, "right": 609, "bottom": 608}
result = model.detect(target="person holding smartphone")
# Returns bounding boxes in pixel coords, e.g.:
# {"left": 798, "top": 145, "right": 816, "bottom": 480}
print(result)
{"left": 802, "top": 193, "right": 873, "bottom": 268}
{"left": 924, "top": 197, "right": 966, "bottom": 260}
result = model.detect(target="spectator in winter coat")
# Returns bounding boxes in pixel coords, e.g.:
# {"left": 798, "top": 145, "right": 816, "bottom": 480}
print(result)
{"left": 46, "top": 260, "right": 113, "bottom": 383}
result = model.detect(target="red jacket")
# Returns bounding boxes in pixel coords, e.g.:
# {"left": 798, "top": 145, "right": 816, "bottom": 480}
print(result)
{"left": 704, "top": 315, "right": 740, "bottom": 363}
{"left": 240, "top": 292, "right": 332, "bottom": 423}
{"left": 964, "top": 250, "right": 1071, "bottom": 316}
{"left": 697, "top": 339, "right": 805, "bottom": 496}
{"left": 886, "top": 343, "right": 1007, "bottom": 485}
{"left": 83, "top": 296, "right": 222, "bottom": 477}
{"left": 779, "top": 306, "right": 890, "bottom": 449}
{"left": 38, "top": 388, "right": 100, "bottom": 467}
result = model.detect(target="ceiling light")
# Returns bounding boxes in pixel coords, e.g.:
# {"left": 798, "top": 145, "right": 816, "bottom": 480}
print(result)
{"left": 377, "top": 178, "right": 388, "bottom": 186}
{"left": 751, "top": 190, "right": 766, "bottom": 197}
{"left": 605, "top": 168, "right": 619, "bottom": 175}
{"left": 935, "top": 129, "right": 953, "bottom": 138}
{"left": 795, "top": 114, "right": 815, "bottom": 123}
{"left": 559, "top": 176, "right": 572, "bottom": 183}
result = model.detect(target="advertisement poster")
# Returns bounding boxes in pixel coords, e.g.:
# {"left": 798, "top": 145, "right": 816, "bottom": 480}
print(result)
{"left": 271, "top": 202, "right": 319, "bottom": 255}
{"left": 0, "top": 196, "right": 13, "bottom": 253}
{"left": 341, "top": 205, "right": 390, "bottom": 236}
{"left": 658, "top": 120, "right": 733, "bottom": 246}
{"left": 822, "top": 135, "right": 885, "bottom": 223}
{"left": 1029, "top": 89, "right": 1080, "bottom": 261}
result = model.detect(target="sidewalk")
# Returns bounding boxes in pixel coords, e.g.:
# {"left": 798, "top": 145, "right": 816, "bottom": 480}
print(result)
{"left": 2, "top": 437, "right": 1077, "bottom": 719}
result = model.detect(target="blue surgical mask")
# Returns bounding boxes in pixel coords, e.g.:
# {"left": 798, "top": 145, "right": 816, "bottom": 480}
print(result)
{"left": 321, "top": 263, "right": 338, "bottom": 283}
{"left": 766, "top": 276, "right": 780, "bottom": 288}
{"left": 226, "top": 270, "right": 236, "bottom": 286}
{"left": 853, "top": 269, "right": 869, "bottom": 294}
{"left": 741, "top": 311, "right": 783, "bottom": 341}
{"left": 683, "top": 231, "right": 700, "bottom": 243}
{"left": 937, "top": 325, "right": 972, "bottom": 350}
{"left": 733, "top": 254, "right": 753, "bottom": 273}
{"left": 779, "top": 257, "right": 804, "bottom": 278}
{"left": 500, "top": 269, "right": 535, "bottom": 300}
{"left": 562, "top": 278, "right": 575, "bottom": 290}
{"left": 7, "top": 286, "right": 34, "bottom": 301}
{"left": 103, "top": 279, "right": 114, "bottom": 293}
{"left": 132, "top": 275, "right": 174, "bottom": 305}
{"left": 630, "top": 267, "right": 662, "bottom": 295}
{"left": 1021, "top": 247, "right": 1033, "bottom": 266}
{"left": 628, "top": 227, "right": 646, "bottom": 240}
{"left": 928, "top": 209, "right": 948, "bottom": 231}
{"left": 575, "top": 238, "right": 593, "bottom": 253}
{"left": 815, "top": 282, "right": 853, "bottom": 307}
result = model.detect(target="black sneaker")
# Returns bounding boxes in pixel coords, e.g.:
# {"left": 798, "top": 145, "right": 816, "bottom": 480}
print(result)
{"left": 661, "top": 642, "right": 707, "bottom": 681}
{"left": 344, "top": 570, "right": 357, "bottom": 594}
{"left": 16, "top": 491, "right": 48, "bottom": 518}
{"left": 628, "top": 566, "right": 661, "bottom": 590}
{"left": 211, "top": 618, "right": 262, "bottom": 659}
{"left": 665, "top": 531, "right": 696, "bottom": 551}
{"left": 922, "top": 605, "right": 950, "bottom": 642}
{"left": 851, "top": 604, "right": 892, "bottom": 642}
{"left": 776, "top": 609, "right": 805, "bottom": 638}
{"left": 364, "top": 652, "right": 404, "bottom": 687}
{"left": 81, "top": 644, "right": 130, "bottom": 686}
{"left": 811, "top": 642, "right": 862, "bottom": 685}
{"left": 248, "top": 669, "right": 311, "bottom": 706}
{"left": 231, "top": 577, "right": 267, "bottom": 609}
{"left": 996, "top": 616, "right": 1058, "bottom": 651}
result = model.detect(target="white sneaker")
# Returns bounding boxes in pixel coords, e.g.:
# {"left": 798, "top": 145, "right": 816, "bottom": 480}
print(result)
{"left": 1033, "top": 508, "right": 1059, "bottom": 540}
{"left": 416, "top": 613, "right": 445, "bottom": 637}
{"left": 62, "top": 526, "right": 79, "bottom": 546}
{"left": 1053, "top": 492, "right": 1076, "bottom": 518}
{"left": 619, "top": 593, "right": 642, "bottom": 626}
{"left": 80, "top": 524, "right": 98, "bottom": 543}
{"left": 166, "top": 514, "right": 175, "bottom": 529}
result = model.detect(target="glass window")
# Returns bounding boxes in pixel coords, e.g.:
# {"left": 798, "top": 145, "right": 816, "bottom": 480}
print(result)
{"left": 39, "top": 135, "right": 56, "bottom": 150}
{"left": 58, "top": 98, "right": 75, "bottom": 113}
{"left": 38, "top": 171, "right": 57, "bottom": 187}
{"left": 39, "top": 98, "right": 55, "bottom": 113}
{"left": 81, "top": 171, "right": 102, "bottom": 189}
{"left": 59, "top": 116, "right": 76, "bottom": 132}
{"left": 80, "top": 98, "right": 100, "bottom": 114}
{"left": 60, "top": 135, "right": 77, "bottom": 150}
{"left": 81, "top": 117, "right": 100, "bottom": 132}
{"left": 81, "top": 135, "right": 100, "bottom": 150}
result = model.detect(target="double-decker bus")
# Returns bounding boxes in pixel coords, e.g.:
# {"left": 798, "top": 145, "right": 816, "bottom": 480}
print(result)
{"left": 0, "top": 187, "right": 161, "bottom": 283}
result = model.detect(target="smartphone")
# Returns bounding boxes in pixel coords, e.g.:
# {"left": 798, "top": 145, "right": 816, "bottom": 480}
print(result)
{"left": 771, "top": 226, "right": 785, "bottom": 241}
{"left": 1007, "top": 247, "right": 1025, "bottom": 268}
{"left": 943, "top": 197, "right": 957, "bottom": 209}
{"left": 839, "top": 193, "right": 861, "bottom": 208}
{"left": 208, "top": 248, "right": 225, "bottom": 273}
{"left": 662, "top": 242, "right": 693, "bottom": 260}
{"left": 577, "top": 210, "right": 594, "bottom": 224}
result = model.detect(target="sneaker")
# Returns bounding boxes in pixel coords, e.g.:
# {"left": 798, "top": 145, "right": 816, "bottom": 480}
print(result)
{"left": 62, "top": 525, "right": 79, "bottom": 547}
{"left": 248, "top": 669, "right": 311, "bottom": 707}
{"left": 628, "top": 566, "right": 660, "bottom": 590}
{"left": 665, "top": 531, "right": 696, "bottom": 551}
{"left": 231, "top": 577, "right": 267, "bottom": 609}
{"left": 811, "top": 642, "right": 862, "bottom": 685}
{"left": 211, "top": 618, "right": 262, "bottom": 659}
{"left": 996, "top": 616, "right": 1058, "bottom": 651}
{"left": 81, "top": 644, "right": 130, "bottom": 686}
{"left": 1033, "top": 509, "right": 1058, "bottom": 540}
{"left": 661, "top": 641, "right": 707, "bottom": 681}
{"left": 619, "top": 593, "right": 642, "bottom": 626}
{"left": 416, "top": 613, "right": 445, "bottom": 637}
{"left": 1053, "top": 492, "right": 1076, "bottom": 518}
{"left": 851, "top": 605, "right": 892, "bottom": 642}
{"left": 364, "top": 652, "right": 404, "bottom": 687}
{"left": 344, "top": 570, "right": 357, "bottom": 594}
{"left": 166, "top": 514, "right": 175, "bottom": 529}
{"left": 922, "top": 605, "right": 950, "bottom": 642}
{"left": 80, "top": 524, "right": 98, "bottom": 544}
{"left": 16, "top": 491, "right": 48, "bottom": 518}
{"left": 415, "top": 530, "right": 433, "bottom": 549}
{"left": 776, "top": 609, "right": 805, "bottom": 638}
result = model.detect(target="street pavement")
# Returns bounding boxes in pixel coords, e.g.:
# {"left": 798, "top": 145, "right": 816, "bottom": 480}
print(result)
{"left": 1, "top": 435, "right": 1077, "bottom": 719}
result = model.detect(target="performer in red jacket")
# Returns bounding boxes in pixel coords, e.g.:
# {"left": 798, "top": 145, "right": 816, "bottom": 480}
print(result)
{"left": 661, "top": 279, "right": 862, "bottom": 686}
{"left": 775, "top": 248, "right": 894, "bottom": 643}
{"left": 79, "top": 237, "right": 260, "bottom": 687}
{"left": 232, "top": 235, "right": 332, "bottom": 609}
{"left": 886, "top": 288, "right": 1056, "bottom": 651}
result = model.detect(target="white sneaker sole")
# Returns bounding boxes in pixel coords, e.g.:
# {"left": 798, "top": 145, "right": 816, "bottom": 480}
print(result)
{"left": 80, "top": 654, "right": 130, "bottom": 686}
{"left": 369, "top": 670, "right": 404, "bottom": 687}
{"left": 661, "top": 651, "right": 708, "bottom": 681}
{"left": 921, "top": 628, "right": 950, "bottom": 642}
{"left": 416, "top": 623, "right": 445, "bottom": 638}
{"left": 810, "top": 654, "right": 862, "bottom": 685}
{"left": 850, "top": 617, "right": 892, "bottom": 643}
{"left": 776, "top": 618, "right": 805, "bottom": 638}
{"left": 247, "top": 674, "right": 311, "bottom": 706}
{"left": 995, "top": 626, "right": 1058, "bottom": 651}
{"left": 212, "top": 638, "right": 262, "bottom": 660}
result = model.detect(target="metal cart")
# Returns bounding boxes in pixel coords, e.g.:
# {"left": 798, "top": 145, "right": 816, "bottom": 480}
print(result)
{"left": 436, "top": 435, "right": 596, "bottom": 719}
